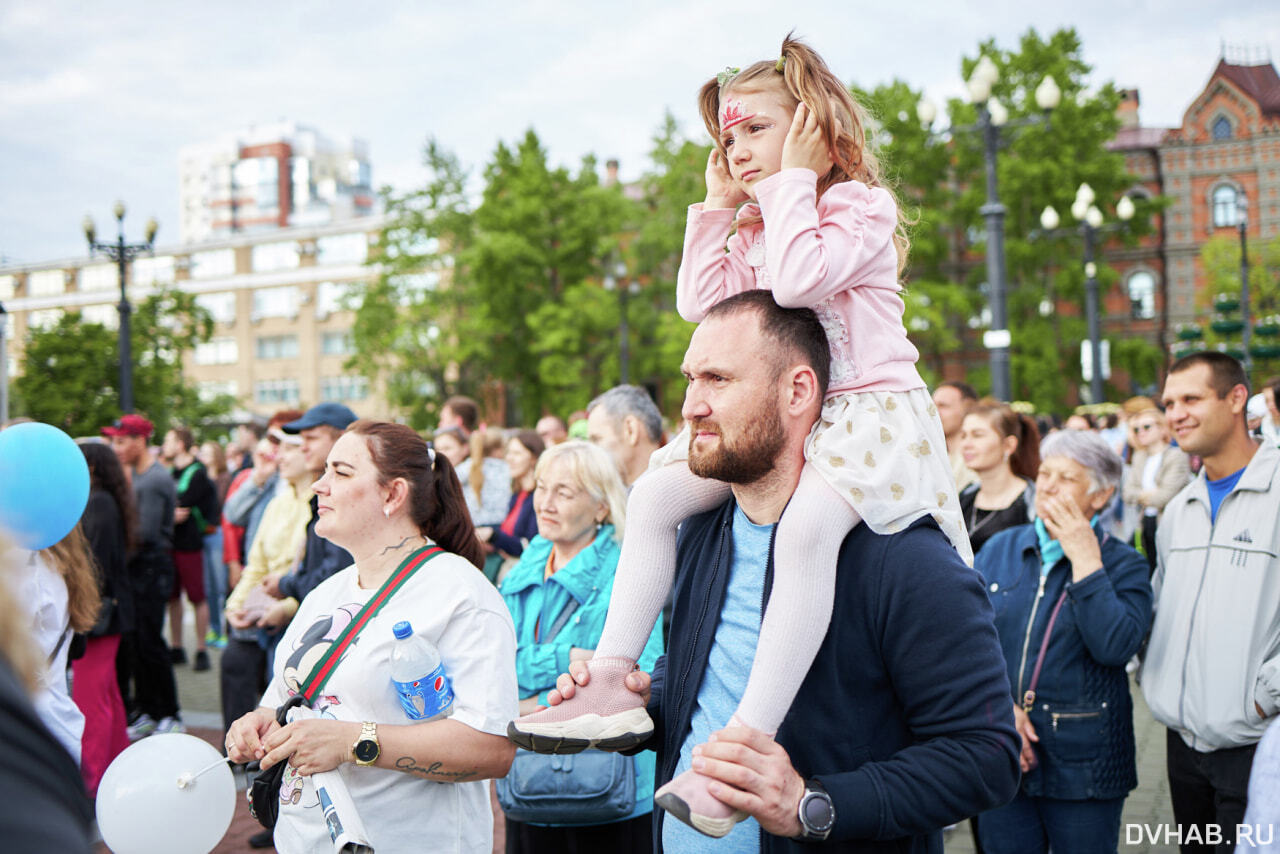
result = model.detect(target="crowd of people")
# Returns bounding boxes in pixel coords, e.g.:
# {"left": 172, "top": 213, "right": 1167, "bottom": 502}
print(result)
{"left": 3, "top": 30, "right": 1280, "bottom": 854}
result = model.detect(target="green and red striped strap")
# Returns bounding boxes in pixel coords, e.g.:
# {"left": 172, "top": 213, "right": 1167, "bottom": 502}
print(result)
{"left": 300, "top": 544, "right": 444, "bottom": 705}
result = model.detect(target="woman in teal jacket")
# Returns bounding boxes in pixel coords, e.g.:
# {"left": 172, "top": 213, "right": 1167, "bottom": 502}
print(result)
{"left": 499, "top": 441, "right": 663, "bottom": 853}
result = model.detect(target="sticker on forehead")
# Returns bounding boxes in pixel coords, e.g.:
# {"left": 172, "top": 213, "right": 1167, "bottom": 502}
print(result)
{"left": 719, "top": 98, "right": 754, "bottom": 132}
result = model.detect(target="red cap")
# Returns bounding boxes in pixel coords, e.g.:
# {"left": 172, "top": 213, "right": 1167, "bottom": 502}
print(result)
{"left": 101, "top": 414, "right": 154, "bottom": 438}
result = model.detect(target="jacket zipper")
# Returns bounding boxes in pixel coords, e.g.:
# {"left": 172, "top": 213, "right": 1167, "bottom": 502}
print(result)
{"left": 1015, "top": 572, "right": 1048, "bottom": 709}
{"left": 1050, "top": 702, "right": 1107, "bottom": 732}
{"left": 1177, "top": 499, "right": 1218, "bottom": 743}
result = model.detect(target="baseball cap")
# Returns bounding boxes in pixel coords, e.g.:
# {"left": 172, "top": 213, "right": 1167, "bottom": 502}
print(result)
{"left": 102, "top": 414, "right": 155, "bottom": 438}
{"left": 282, "top": 402, "right": 358, "bottom": 434}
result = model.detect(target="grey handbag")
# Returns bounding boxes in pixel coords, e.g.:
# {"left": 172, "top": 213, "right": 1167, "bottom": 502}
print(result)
{"left": 496, "top": 598, "right": 637, "bottom": 826}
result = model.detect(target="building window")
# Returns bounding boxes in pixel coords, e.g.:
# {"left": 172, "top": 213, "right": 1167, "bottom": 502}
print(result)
{"left": 254, "top": 379, "right": 300, "bottom": 405}
{"left": 316, "top": 232, "right": 368, "bottom": 265}
{"left": 196, "top": 292, "right": 237, "bottom": 325}
{"left": 194, "top": 337, "right": 239, "bottom": 365}
{"left": 198, "top": 380, "right": 239, "bottom": 403}
{"left": 255, "top": 334, "right": 299, "bottom": 359}
{"left": 316, "top": 281, "right": 359, "bottom": 317}
{"left": 1212, "top": 116, "right": 1233, "bottom": 140}
{"left": 191, "top": 248, "right": 236, "bottom": 279}
{"left": 1127, "top": 271, "right": 1156, "bottom": 320}
{"left": 79, "top": 263, "right": 116, "bottom": 293}
{"left": 80, "top": 304, "right": 119, "bottom": 329}
{"left": 320, "top": 375, "right": 369, "bottom": 402}
{"left": 1212, "top": 185, "right": 1240, "bottom": 228}
{"left": 251, "top": 241, "right": 300, "bottom": 272}
{"left": 27, "top": 309, "right": 64, "bottom": 330}
{"left": 27, "top": 270, "right": 65, "bottom": 297}
{"left": 0, "top": 275, "right": 13, "bottom": 299}
{"left": 132, "top": 256, "right": 175, "bottom": 287}
{"left": 252, "top": 286, "right": 299, "bottom": 320}
{"left": 321, "top": 330, "right": 355, "bottom": 356}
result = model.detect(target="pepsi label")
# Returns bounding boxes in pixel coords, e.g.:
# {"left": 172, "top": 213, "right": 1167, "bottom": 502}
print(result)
{"left": 392, "top": 663, "right": 454, "bottom": 720}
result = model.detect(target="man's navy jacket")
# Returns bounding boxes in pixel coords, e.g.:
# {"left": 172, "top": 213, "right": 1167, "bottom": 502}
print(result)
{"left": 645, "top": 500, "right": 1020, "bottom": 852}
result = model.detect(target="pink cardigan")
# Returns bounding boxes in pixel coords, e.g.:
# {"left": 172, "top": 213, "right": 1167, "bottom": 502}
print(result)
{"left": 677, "top": 168, "right": 922, "bottom": 395}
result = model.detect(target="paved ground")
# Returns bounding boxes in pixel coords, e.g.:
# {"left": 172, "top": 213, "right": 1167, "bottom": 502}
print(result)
{"left": 97, "top": 615, "right": 1179, "bottom": 853}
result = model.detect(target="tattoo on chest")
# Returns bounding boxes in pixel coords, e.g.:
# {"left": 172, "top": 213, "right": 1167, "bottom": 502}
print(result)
{"left": 394, "top": 756, "right": 478, "bottom": 782}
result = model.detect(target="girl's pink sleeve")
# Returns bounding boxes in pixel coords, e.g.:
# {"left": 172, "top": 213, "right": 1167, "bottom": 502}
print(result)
{"left": 754, "top": 169, "right": 899, "bottom": 308}
{"left": 675, "top": 203, "right": 754, "bottom": 322}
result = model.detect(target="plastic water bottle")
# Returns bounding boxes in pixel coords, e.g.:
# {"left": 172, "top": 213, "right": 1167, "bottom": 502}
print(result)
{"left": 389, "top": 620, "right": 454, "bottom": 721}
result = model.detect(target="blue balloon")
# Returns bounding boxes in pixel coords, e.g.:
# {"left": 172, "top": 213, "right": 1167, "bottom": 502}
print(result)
{"left": 0, "top": 422, "right": 91, "bottom": 550}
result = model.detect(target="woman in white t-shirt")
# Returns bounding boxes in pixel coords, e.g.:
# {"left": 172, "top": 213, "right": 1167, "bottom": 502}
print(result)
{"left": 226, "top": 420, "right": 518, "bottom": 854}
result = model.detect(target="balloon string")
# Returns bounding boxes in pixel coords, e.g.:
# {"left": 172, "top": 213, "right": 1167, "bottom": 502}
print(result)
{"left": 177, "top": 757, "right": 233, "bottom": 789}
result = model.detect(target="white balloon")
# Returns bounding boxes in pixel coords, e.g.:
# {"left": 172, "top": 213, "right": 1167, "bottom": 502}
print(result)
{"left": 96, "top": 733, "right": 236, "bottom": 854}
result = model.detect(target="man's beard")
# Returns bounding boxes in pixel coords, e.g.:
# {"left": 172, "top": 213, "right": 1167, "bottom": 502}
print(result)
{"left": 687, "top": 402, "right": 785, "bottom": 485}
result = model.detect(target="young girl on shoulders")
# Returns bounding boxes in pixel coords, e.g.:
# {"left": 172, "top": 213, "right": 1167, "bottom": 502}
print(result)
{"left": 511, "top": 34, "right": 972, "bottom": 837}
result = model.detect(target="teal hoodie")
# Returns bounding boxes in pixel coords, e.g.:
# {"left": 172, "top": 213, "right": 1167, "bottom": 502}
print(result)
{"left": 500, "top": 524, "right": 663, "bottom": 821}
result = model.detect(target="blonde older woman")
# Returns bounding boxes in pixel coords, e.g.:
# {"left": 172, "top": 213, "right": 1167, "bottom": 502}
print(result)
{"left": 499, "top": 441, "right": 662, "bottom": 854}
{"left": 1122, "top": 408, "right": 1191, "bottom": 574}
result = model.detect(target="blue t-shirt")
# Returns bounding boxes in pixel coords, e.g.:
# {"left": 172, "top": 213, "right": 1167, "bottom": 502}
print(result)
{"left": 663, "top": 505, "right": 771, "bottom": 854}
{"left": 1206, "top": 467, "right": 1246, "bottom": 523}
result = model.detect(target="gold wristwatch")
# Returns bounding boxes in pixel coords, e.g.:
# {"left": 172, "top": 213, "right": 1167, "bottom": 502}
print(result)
{"left": 352, "top": 721, "right": 380, "bottom": 766}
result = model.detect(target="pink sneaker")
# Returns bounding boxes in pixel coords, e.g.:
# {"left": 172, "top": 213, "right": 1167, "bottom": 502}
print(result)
{"left": 654, "top": 767, "right": 749, "bottom": 838}
{"left": 506, "top": 657, "right": 654, "bottom": 754}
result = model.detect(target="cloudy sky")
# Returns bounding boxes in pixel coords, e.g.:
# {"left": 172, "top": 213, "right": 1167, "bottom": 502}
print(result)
{"left": 2, "top": 0, "right": 1277, "bottom": 264}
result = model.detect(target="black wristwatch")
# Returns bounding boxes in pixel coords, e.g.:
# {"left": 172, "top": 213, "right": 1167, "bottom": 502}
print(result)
{"left": 796, "top": 778, "right": 835, "bottom": 841}
{"left": 352, "top": 721, "right": 380, "bottom": 766}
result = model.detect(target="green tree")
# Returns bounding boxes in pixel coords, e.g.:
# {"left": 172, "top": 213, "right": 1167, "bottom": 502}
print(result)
{"left": 14, "top": 289, "right": 229, "bottom": 436}
{"left": 858, "top": 28, "right": 1159, "bottom": 410}
{"left": 354, "top": 127, "right": 693, "bottom": 428}
{"left": 1194, "top": 233, "right": 1280, "bottom": 379}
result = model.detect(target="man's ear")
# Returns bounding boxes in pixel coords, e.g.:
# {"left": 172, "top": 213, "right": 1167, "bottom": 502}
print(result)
{"left": 1228, "top": 383, "right": 1250, "bottom": 415}
{"left": 785, "top": 364, "right": 822, "bottom": 416}
{"left": 621, "top": 414, "right": 641, "bottom": 447}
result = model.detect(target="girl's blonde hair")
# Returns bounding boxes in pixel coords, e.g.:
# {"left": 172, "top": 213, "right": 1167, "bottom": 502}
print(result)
{"left": 465, "top": 428, "right": 507, "bottom": 504}
{"left": 698, "top": 33, "right": 910, "bottom": 273}
{"left": 41, "top": 524, "right": 101, "bottom": 635}
{"left": 0, "top": 539, "right": 39, "bottom": 692}
{"left": 532, "top": 441, "right": 628, "bottom": 543}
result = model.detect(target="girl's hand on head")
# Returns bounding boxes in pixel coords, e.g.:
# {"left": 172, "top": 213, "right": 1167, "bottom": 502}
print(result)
{"left": 704, "top": 149, "right": 748, "bottom": 210}
{"left": 781, "top": 102, "right": 834, "bottom": 177}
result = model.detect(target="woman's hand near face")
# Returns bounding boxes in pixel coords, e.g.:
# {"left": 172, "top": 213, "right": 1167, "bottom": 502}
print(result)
{"left": 260, "top": 718, "right": 361, "bottom": 776}
{"left": 780, "top": 102, "right": 834, "bottom": 176}
{"left": 1040, "top": 495, "right": 1103, "bottom": 581}
{"left": 704, "top": 149, "right": 748, "bottom": 210}
{"left": 226, "top": 707, "right": 280, "bottom": 764}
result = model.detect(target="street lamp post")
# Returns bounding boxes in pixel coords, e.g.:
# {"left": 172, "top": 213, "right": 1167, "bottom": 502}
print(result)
{"left": 917, "top": 58, "right": 1060, "bottom": 401}
{"left": 602, "top": 259, "right": 638, "bottom": 385}
{"left": 1040, "top": 185, "right": 1135, "bottom": 404}
{"left": 84, "top": 201, "right": 157, "bottom": 414}
{"left": 1238, "top": 193, "right": 1252, "bottom": 376}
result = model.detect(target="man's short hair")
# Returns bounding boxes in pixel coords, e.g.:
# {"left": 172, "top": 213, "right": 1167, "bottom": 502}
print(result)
{"left": 443, "top": 396, "right": 479, "bottom": 432}
{"left": 703, "top": 291, "right": 830, "bottom": 397}
{"left": 169, "top": 425, "right": 195, "bottom": 451}
{"left": 1167, "top": 351, "right": 1249, "bottom": 399}
{"left": 937, "top": 380, "right": 978, "bottom": 402}
{"left": 588, "top": 385, "right": 663, "bottom": 443}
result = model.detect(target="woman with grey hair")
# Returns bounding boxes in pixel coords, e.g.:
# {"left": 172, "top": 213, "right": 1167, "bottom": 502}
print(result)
{"left": 974, "top": 429, "right": 1152, "bottom": 854}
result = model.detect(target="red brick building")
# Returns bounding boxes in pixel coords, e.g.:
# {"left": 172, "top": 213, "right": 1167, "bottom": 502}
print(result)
{"left": 1108, "top": 54, "right": 1280, "bottom": 377}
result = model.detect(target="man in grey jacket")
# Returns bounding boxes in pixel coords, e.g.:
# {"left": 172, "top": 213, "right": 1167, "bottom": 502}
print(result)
{"left": 1141, "top": 352, "right": 1280, "bottom": 852}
